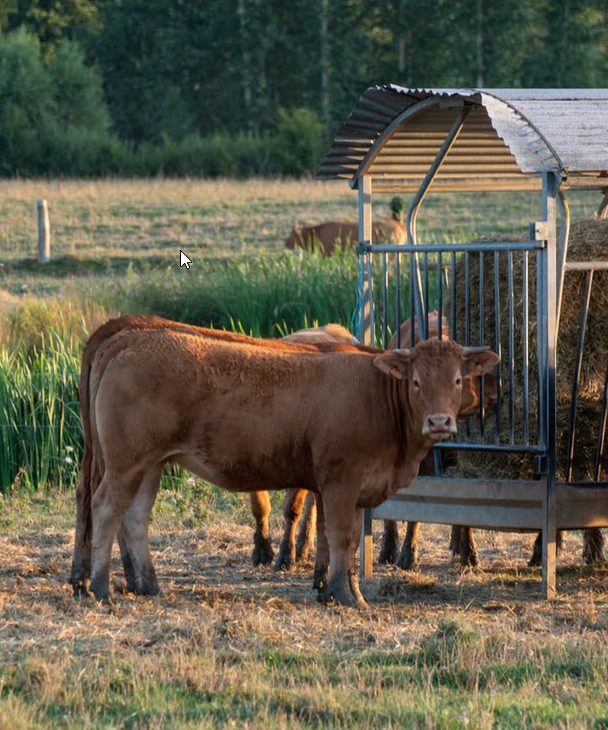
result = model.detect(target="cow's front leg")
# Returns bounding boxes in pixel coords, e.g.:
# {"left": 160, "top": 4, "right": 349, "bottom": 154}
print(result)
{"left": 250, "top": 491, "right": 273, "bottom": 566}
{"left": 319, "top": 488, "right": 362, "bottom": 607}
{"left": 347, "top": 509, "right": 365, "bottom": 605}
{"left": 312, "top": 493, "right": 329, "bottom": 590}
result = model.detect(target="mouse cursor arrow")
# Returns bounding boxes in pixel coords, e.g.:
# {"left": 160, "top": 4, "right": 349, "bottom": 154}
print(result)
{"left": 180, "top": 250, "right": 192, "bottom": 269}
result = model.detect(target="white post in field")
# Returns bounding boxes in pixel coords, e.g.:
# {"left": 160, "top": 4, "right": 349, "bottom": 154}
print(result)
{"left": 37, "top": 200, "right": 50, "bottom": 263}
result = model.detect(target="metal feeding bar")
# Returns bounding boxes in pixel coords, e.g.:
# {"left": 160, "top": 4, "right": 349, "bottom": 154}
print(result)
{"left": 405, "top": 107, "right": 471, "bottom": 339}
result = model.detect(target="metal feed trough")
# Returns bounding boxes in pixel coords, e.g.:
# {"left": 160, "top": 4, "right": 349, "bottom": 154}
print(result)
{"left": 317, "top": 87, "right": 608, "bottom": 598}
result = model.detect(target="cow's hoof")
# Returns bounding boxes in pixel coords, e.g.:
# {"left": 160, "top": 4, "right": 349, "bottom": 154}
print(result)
{"left": 460, "top": 549, "right": 480, "bottom": 568}
{"left": 318, "top": 587, "right": 357, "bottom": 607}
{"left": 88, "top": 578, "right": 112, "bottom": 604}
{"left": 134, "top": 568, "right": 160, "bottom": 596}
{"left": 70, "top": 579, "right": 91, "bottom": 599}
{"left": 313, "top": 565, "right": 328, "bottom": 591}
{"left": 252, "top": 543, "right": 274, "bottom": 567}
{"left": 396, "top": 547, "right": 419, "bottom": 571}
{"left": 252, "top": 535, "right": 274, "bottom": 566}
{"left": 274, "top": 548, "right": 295, "bottom": 571}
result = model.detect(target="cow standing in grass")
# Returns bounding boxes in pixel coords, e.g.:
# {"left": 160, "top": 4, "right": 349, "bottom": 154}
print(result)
{"left": 70, "top": 318, "right": 498, "bottom": 605}
{"left": 285, "top": 219, "right": 406, "bottom": 256}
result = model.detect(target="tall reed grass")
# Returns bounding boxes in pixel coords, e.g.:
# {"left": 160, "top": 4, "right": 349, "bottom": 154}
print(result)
{"left": 0, "top": 335, "right": 81, "bottom": 492}
{"left": 120, "top": 250, "right": 360, "bottom": 337}
{"left": 1, "top": 251, "right": 364, "bottom": 492}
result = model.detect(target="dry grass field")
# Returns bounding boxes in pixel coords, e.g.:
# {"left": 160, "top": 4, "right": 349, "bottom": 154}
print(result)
{"left": 1, "top": 178, "right": 608, "bottom": 727}
{"left": 2, "top": 488, "right": 608, "bottom": 728}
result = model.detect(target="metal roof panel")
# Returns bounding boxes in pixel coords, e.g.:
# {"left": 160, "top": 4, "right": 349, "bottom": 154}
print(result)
{"left": 317, "top": 86, "right": 608, "bottom": 188}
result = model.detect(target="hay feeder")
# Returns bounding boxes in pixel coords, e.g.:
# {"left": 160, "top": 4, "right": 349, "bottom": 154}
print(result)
{"left": 318, "top": 87, "right": 608, "bottom": 598}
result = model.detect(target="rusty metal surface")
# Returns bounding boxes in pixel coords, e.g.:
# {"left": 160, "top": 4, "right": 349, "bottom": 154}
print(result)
{"left": 317, "top": 86, "right": 608, "bottom": 189}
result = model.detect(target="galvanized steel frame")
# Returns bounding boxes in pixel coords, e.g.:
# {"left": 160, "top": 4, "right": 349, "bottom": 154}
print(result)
{"left": 357, "top": 159, "right": 608, "bottom": 599}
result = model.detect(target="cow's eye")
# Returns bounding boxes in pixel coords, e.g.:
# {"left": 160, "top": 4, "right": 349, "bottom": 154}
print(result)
{"left": 413, "top": 378, "right": 421, "bottom": 390}
{"left": 455, "top": 376, "right": 462, "bottom": 387}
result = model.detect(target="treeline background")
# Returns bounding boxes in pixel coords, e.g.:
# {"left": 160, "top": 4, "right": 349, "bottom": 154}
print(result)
{"left": 1, "top": 0, "right": 608, "bottom": 178}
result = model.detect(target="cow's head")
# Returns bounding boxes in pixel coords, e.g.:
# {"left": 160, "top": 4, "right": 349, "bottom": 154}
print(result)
{"left": 373, "top": 339, "right": 500, "bottom": 443}
{"left": 285, "top": 225, "right": 303, "bottom": 250}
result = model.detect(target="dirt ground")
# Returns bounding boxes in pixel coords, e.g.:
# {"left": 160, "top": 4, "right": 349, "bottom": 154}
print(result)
{"left": 2, "top": 508, "right": 608, "bottom": 663}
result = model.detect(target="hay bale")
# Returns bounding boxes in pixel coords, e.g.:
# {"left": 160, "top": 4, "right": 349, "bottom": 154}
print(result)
{"left": 447, "top": 218, "right": 608, "bottom": 481}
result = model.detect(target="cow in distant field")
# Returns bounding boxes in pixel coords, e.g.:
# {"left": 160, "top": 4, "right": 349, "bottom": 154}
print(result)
{"left": 285, "top": 219, "right": 406, "bottom": 256}
{"left": 70, "top": 318, "right": 498, "bottom": 605}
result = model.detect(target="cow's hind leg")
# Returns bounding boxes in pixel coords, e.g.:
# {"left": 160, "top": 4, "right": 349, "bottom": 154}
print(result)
{"left": 117, "top": 464, "right": 162, "bottom": 595}
{"left": 379, "top": 520, "right": 399, "bottom": 564}
{"left": 89, "top": 469, "right": 143, "bottom": 602}
{"left": 451, "top": 526, "right": 479, "bottom": 568}
{"left": 295, "top": 491, "right": 317, "bottom": 562}
{"left": 528, "top": 529, "right": 564, "bottom": 567}
{"left": 396, "top": 521, "right": 420, "bottom": 570}
{"left": 583, "top": 528, "right": 605, "bottom": 564}
{"left": 250, "top": 491, "right": 273, "bottom": 566}
{"left": 275, "top": 488, "right": 308, "bottom": 571}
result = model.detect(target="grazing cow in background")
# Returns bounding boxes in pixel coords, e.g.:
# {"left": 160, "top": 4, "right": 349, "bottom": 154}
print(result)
{"left": 285, "top": 219, "right": 406, "bottom": 256}
{"left": 70, "top": 320, "right": 498, "bottom": 605}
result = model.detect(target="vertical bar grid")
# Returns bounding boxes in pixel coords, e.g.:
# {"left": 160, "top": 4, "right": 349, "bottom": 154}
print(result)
{"left": 522, "top": 252, "right": 529, "bottom": 444}
{"left": 382, "top": 252, "right": 389, "bottom": 349}
{"left": 565, "top": 270, "right": 593, "bottom": 482}
{"left": 396, "top": 252, "right": 402, "bottom": 348}
{"left": 478, "top": 251, "right": 485, "bottom": 436}
{"left": 508, "top": 250, "right": 515, "bottom": 443}
{"left": 494, "top": 251, "right": 502, "bottom": 443}
{"left": 595, "top": 350, "right": 608, "bottom": 481}
{"left": 437, "top": 251, "right": 443, "bottom": 338}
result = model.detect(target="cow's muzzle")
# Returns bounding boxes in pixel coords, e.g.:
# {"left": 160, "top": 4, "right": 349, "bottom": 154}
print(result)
{"left": 423, "top": 413, "right": 457, "bottom": 438}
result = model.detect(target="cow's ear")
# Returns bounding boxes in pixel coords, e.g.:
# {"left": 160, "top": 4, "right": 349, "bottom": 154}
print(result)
{"left": 373, "top": 350, "right": 412, "bottom": 380}
{"left": 461, "top": 347, "right": 500, "bottom": 377}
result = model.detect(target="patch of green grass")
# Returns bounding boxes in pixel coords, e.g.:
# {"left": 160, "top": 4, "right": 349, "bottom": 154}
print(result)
{"left": 2, "top": 629, "right": 608, "bottom": 728}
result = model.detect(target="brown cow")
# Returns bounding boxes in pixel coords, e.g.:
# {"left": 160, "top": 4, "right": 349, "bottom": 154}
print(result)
{"left": 70, "top": 322, "right": 498, "bottom": 605}
{"left": 71, "top": 315, "right": 357, "bottom": 581}
{"left": 285, "top": 219, "right": 406, "bottom": 257}
{"left": 273, "top": 314, "right": 500, "bottom": 573}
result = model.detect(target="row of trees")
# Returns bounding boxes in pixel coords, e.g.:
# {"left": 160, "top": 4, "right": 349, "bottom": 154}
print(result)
{"left": 1, "top": 0, "right": 608, "bottom": 176}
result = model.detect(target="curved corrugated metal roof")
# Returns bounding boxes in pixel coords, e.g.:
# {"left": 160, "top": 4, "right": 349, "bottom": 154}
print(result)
{"left": 317, "top": 86, "right": 608, "bottom": 191}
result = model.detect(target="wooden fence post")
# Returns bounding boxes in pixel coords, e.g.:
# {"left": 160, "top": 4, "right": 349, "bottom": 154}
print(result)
{"left": 37, "top": 200, "right": 50, "bottom": 263}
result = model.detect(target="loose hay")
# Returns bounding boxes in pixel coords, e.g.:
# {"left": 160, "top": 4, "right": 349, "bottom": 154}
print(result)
{"left": 449, "top": 218, "right": 608, "bottom": 481}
